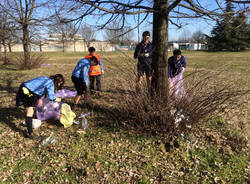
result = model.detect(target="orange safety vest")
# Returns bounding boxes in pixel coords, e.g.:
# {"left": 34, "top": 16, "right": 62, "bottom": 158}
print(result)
{"left": 85, "top": 54, "right": 102, "bottom": 76}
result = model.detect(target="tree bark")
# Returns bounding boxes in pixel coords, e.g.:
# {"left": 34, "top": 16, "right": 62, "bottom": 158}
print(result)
{"left": 23, "top": 24, "right": 31, "bottom": 69}
{"left": 151, "top": 0, "right": 169, "bottom": 101}
{"left": 3, "top": 39, "right": 8, "bottom": 65}
{"left": 8, "top": 42, "right": 12, "bottom": 52}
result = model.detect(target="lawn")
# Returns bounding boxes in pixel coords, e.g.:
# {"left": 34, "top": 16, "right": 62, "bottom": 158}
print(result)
{"left": 0, "top": 51, "right": 249, "bottom": 183}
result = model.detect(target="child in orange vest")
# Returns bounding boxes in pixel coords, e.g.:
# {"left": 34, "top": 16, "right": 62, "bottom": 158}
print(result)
{"left": 85, "top": 47, "right": 104, "bottom": 94}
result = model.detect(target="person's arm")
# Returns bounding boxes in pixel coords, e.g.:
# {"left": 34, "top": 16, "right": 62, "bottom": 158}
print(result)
{"left": 134, "top": 44, "right": 140, "bottom": 59}
{"left": 99, "top": 58, "right": 104, "bottom": 72}
{"left": 182, "top": 56, "right": 186, "bottom": 68}
{"left": 47, "top": 80, "right": 56, "bottom": 101}
{"left": 81, "top": 62, "right": 90, "bottom": 85}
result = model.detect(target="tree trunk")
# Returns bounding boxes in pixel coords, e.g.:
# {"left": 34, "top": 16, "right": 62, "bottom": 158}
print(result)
{"left": 3, "top": 40, "right": 8, "bottom": 65}
{"left": 8, "top": 42, "right": 12, "bottom": 52}
{"left": 23, "top": 24, "right": 31, "bottom": 69}
{"left": 74, "top": 40, "right": 76, "bottom": 52}
{"left": 151, "top": 0, "right": 169, "bottom": 101}
{"left": 62, "top": 40, "right": 65, "bottom": 52}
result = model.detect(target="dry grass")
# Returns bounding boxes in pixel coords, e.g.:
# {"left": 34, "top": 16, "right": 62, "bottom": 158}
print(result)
{"left": 0, "top": 50, "right": 249, "bottom": 183}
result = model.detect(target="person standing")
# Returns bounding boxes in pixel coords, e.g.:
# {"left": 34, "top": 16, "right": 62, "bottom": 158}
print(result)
{"left": 85, "top": 47, "right": 104, "bottom": 94}
{"left": 134, "top": 31, "right": 153, "bottom": 91}
{"left": 168, "top": 49, "right": 186, "bottom": 100}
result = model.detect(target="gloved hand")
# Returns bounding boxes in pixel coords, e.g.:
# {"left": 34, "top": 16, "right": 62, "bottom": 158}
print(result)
{"left": 182, "top": 67, "right": 185, "bottom": 72}
{"left": 102, "top": 70, "right": 104, "bottom": 74}
{"left": 144, "top": 53, "right": 149, "bottom": 57}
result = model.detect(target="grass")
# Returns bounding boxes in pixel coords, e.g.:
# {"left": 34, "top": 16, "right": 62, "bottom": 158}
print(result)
{"left": 0, "top": 50, "right": 249, "bottom": 183}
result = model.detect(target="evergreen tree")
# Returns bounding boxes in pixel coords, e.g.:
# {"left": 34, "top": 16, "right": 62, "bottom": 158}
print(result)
{"left": 208, "top": 0, "right": 234, "bottom": 51}
{"left": 208, "top": 0, "right": 249, "bottom": 51}
{"left": 231, "top": 13, "right": 250, "bottom": 51}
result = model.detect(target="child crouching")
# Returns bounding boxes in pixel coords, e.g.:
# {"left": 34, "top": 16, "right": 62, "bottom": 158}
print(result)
{"left": 16, "top": 74, "right": 65, "bottom": 139}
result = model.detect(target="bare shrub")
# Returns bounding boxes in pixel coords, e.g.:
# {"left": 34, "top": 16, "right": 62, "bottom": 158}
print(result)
{"left": 0, "top": 54, "right": 16, "bottom": 65}
{"left": 14, "top": 53, "right": 46, "bottom": 70}
{"left": 104, "top": 52, "right": 249, "bottom": 146}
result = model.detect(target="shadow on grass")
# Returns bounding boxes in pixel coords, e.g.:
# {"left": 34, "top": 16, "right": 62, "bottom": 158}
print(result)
{"left": 84, "top": 102, "right": 157, "bottom": 139}
{"left": 0, "top": 64, "right": 18, "bottom": 71}
{"left": 0, "top": 78, "right": 16, "bottom": 93}
{"left": 0, "top": 107, "right": 26, "bottom": 136}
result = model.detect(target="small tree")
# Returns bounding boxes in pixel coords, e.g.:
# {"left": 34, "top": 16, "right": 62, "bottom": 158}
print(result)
{"left": 80, "top": 23, "right": 96, "bottom": 48}
{"left": 0, "top": 0, "right": 64, "bottom": 69}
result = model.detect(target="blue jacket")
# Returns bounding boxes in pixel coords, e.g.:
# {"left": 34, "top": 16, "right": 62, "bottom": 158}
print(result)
{"left": 134, "top": 41, "right": 153, "bottom": 65}
{"left": 168, "top": 55, "right": 186, "bottom": 78}
{"left": 72, "top": 58, "right": 90, "bottom": 85}
{"left": 24, "top": 76, "right": 56, "bottom": 101}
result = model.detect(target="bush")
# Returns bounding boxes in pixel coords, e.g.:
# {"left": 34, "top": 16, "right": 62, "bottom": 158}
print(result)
{"left": 14, "top": 53, "right": 46, "bottom": 70}
{"left": 106, "top": 55, "right": 249, "bottom": 144}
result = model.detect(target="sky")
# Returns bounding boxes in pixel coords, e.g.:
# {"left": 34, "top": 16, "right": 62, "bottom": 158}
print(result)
{"left": 79, "top": 0, "right": 228, "bottom": 42}
{"left": 3, "top": 0, "right": 244, "bottom": 42}
{"left": 83, "top": 13, "right": 216, "bottom": 42}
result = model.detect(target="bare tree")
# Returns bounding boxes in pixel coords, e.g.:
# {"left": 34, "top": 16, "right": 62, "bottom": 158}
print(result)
{"left": 49, "top": 16, "right": 78, "bottom": 52}
{"left": 192, "top": 30, "right": 205, "bottom": 42}
{"left": 0, "top": 10, "right": 19, "bottom": 64}
{"left": 0, "top": 0, "right": 62, "bottom": 69}
{"left": 104, "top": 22, "right": 135, "bottom": 45}
{"left": 80, "top": 23, "right": 96, "bottom": 48}
{"left": 178, "top": 29, "right": 192, "bottom": 42}
{"left": 191, "top": 29, "right": 206, "bottom": 50}
{"left": 64, "top": 0, "right": 248, "bottom": 98}
{"left": 104, "top": 21, "right": 123, "bottom": 44}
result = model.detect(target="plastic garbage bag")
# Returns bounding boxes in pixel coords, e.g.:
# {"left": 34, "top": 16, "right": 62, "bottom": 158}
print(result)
{"left": 169, "top": 70, "right": 186, "bottom": 100}
{"left": 36, "top": 89, "right": 77, "bottom": 121}
{"left": 55, "top": 89, "right": 77, "bottom": 98}
{"left": 59, "top": 103, "right": 76, "bottom": 128}
{"left": 36, "top": 96, "right": 62, "bottom": 120}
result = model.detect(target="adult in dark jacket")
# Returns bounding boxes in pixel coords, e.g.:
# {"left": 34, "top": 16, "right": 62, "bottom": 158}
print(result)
{"left": 134, "top": 31, "right": 153, "bottom": 91}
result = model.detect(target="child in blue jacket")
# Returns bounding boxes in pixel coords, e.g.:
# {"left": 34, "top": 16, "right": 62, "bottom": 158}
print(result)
{"left": 16, "top": 74, "right": 65, "bottom": 139}
{"left": 71, "top": 56, "right": 98, "bottom": 109}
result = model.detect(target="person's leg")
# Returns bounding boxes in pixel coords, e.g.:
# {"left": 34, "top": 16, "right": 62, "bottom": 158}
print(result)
{"left": 72, "top": 75, "right": 84, "bottom": 109}
{"left": 26, "top": 106, "right": 34, "bottom": 135}
{"left": 89, "top": 76, "right": 95, "bottom": 93}
{"left": 74, "top": 94, "right": 82, "bottom": 105}
{"left": 96, "top": 75, "right": 101, "bottom": 92}
{"left": 16, "top": 83, "right": 24, "bottom": 107}
{"left": 83, "top": 91, "right": 88, "bottom": 103}
{"left": 146, "top": 75, "right": 152, "bottom": 92}
{"left": 145, "top": 64, "right": 152, "bottom": 90}
{"left": 136, "top": 63, "right": 144, "bottom": 92}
